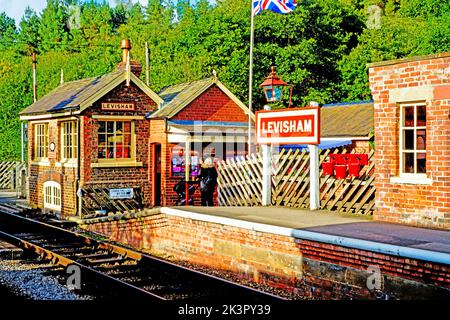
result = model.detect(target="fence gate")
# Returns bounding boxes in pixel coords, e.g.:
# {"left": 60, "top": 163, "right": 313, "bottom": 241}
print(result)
{"left": 217, "top": 154, "right": 263, "bottom": 206}
{"left": 0, "top": 161, "right": 26, "bottom": 192}
{"left": 217, "top": 148, "right": 375, "bottom": 215}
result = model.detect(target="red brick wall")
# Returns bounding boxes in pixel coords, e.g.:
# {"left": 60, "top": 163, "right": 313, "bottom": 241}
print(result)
{"left": 369, "top": 54, "right": 450, "bottom": 229}
{"left": 82, "top": 214, "right": 450, "bottom": 299}
{"left": 172, "top": 85, "right": 248, "bottom": 122}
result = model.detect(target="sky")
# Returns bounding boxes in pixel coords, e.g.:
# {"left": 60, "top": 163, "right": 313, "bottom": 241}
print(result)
{"left": 0, "top": 0, "right": 148, "bottom": 24}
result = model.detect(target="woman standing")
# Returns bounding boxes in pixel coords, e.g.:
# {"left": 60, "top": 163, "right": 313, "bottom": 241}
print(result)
{"left": 198, "top": 157, "right": 218, "bottom": 206}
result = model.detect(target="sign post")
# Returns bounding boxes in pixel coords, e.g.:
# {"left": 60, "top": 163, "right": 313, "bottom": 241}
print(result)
{"left": 256, "top": 106, "right": 320, "bottom": 209}
{"left": 308, "top": 102, "right": 320, "bottom": 210}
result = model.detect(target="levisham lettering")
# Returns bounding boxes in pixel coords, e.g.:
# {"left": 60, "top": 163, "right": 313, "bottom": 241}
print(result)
{"left": 261, "top": 118, "right": 312, "bottom": 135}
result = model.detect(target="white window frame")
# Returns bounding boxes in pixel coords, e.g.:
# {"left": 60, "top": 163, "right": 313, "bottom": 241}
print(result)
{"left": 34, "top": 123, "right": 48, "bottom": 160}
{"left": 43, "top": 181, "right": 61, "bottom": 211}
{"left": 391, "top": 102, "right": 432, "bottom": 184}
{"left": 61, "top": 121, "right": 78, "bottom": 160}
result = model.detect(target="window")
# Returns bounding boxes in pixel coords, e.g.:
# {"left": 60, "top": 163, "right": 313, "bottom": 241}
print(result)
{"left": 34, "top": 123, "right": 48, "bottom": 159}
{"left": 43, "top": 181, "right": 61, "bottom": 211}
{"left": 97, "top": 121, "right": 133, "bottom": 160}
{"left": 61, "top": 121, "right": 77, "bottom": 159}
{"left": 400, "top": 103, "right": 426, "bottom": 175}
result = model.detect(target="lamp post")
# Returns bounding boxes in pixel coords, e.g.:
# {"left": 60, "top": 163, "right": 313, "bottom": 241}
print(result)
{"left": 259, "top": 66, "right": 292, "bottom": 108}
{"left": 258, "top": 66, "right": 292, "bottom": 206}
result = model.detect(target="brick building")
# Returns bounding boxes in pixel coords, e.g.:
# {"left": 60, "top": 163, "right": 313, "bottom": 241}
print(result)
{"left": 19, "top": 41, "right": 252, "bottom": 218}
{"left": 368, "top": 52, "right": 450, "bottom": 229}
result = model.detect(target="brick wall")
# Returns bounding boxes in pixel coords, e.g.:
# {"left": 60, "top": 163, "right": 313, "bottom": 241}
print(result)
{"left": 369, "top": 53, "right": 450, "bottom": 229}
{"left": 82, "top": 214, "right": 450, "bottom": 299}
{"left": 172, "top": 85, "right": 248, "bottom": 122}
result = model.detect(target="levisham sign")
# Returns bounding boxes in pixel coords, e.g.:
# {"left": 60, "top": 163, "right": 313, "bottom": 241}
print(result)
{"left": 256, "top": 107, "right": 320, "bottom": 144}
{"left": 101, "top": 102, "right": 135, "bottom": 111}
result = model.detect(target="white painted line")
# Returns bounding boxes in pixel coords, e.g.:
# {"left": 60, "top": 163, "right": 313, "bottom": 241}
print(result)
{"left": 160, "top": 207, "right": 450, "bottom": 265}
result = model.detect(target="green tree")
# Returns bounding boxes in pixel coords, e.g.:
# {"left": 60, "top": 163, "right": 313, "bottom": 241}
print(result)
{"left": 39, "top": 0, "right": 70, "bottom": 51}
{"left": 0, "top": 12, "right": 17, "bottom": 50}
{"left": 18, "top": 7, "right": 41, "bottom": 55}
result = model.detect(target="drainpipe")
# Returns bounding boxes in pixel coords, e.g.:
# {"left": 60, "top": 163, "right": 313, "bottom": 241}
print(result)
{"left": 76, "top": 116, "right": 82, "bottom": 217}
{"left": 32, "top": 50, "right": 37, "bottom": 103}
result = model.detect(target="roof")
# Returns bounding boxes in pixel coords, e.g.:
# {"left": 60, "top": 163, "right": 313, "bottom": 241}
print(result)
{"left": 19, "top": 70, "right": 163, "bottom": 117}
{"left": 152, "top": 77, "right": 254, "bottom": 120}
{"left": 320, "top": 101, "right": 374, "bottom": 138}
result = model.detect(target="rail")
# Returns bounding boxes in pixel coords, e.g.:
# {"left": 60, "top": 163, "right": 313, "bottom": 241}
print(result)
{"left": 0, "top": 206, "right": 285, "bottom": 301}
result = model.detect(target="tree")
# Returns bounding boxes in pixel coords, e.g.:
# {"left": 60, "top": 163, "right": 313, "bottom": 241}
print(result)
{"left": 18, "top": 7, "right": 41, "bottom": 55}
{"left": 0, "top": 12, "right": 17, "bottom": 50}
{"left": 39, "top": 0, "right": 70, "bottom": 51}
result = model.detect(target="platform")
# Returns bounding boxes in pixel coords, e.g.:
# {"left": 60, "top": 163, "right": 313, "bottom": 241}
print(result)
{"left": 165, "top": 206, "right": 450, "bottom": 256}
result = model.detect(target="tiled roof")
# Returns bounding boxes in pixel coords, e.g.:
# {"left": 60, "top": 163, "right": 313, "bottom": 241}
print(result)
{"left": 19, "top": 70, "right": 124, "bottom": 115}
{"left": 19, "top": 68, "right": 163, "bottom": 117}
{"left": 321, "top": 101, "right": 374, "bottom": 137}
{"left": 152, "top": 78, "right": 215, "bottom": 118}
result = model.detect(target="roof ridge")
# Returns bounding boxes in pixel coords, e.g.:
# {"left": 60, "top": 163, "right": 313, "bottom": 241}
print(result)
{"left": 56, "top": 69, "right": 123, "bottom": 87}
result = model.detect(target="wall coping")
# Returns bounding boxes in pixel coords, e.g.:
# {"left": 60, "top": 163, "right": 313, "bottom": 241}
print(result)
{"left": 367, "top": 51, "right": 450, "bottom": 69}
{"left": 160, "top": 207, "right": 450, "bottom": 266}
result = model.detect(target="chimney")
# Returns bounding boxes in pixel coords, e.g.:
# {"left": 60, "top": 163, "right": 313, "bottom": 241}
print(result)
{"left": 117, "top": 39, "right": 142, "bottom": 77}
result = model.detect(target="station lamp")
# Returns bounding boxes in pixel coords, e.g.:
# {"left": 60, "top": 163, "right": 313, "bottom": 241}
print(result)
{"left": 259, "top": 66, "right": 291, "bottom": 105}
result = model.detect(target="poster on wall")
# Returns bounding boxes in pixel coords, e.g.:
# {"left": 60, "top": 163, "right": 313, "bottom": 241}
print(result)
{"left": 171, "top": 147, "right": 200, "bottom": 177}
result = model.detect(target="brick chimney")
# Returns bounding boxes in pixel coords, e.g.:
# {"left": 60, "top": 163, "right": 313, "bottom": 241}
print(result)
{"left": 117, "top": 39, "right": 142, "bottom": 77}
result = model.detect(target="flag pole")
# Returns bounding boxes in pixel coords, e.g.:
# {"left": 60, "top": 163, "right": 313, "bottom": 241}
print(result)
{"left": 248, "top": 2, "right": 255, "bottom": 154}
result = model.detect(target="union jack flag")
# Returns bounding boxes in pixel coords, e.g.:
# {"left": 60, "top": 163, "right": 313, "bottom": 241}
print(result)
{"left": 253, "top": 0, "right": 298, "bottom": 16}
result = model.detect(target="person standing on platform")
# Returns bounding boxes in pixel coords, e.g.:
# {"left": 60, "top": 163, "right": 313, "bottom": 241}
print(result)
{"left": 198, "top": 157, "right": 218, "bottom": 206}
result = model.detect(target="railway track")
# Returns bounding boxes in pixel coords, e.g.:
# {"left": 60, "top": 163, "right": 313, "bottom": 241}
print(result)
{"left": 0, "top": 206, "right": 285, "bottom": 302}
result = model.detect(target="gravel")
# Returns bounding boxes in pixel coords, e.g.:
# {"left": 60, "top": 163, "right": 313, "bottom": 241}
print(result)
{"left": 0, "top": 259, "right": 93, "bottom": 300}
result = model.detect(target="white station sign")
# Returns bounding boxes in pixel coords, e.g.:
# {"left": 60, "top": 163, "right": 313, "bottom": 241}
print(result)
{"left": 109, "top": 188, "right": 134, "bottom": 199}
{"left": 256, "top": 107, "right": 320, "bottom": 145}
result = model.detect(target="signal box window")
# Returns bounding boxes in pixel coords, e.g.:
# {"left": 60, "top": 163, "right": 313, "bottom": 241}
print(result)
{"left": 97, "top": 121, "right": 133, "bottom": 160}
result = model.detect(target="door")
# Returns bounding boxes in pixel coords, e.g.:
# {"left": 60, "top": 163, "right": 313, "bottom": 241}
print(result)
{"left": 152, "top": 144, "right": 161, "bottom": 206}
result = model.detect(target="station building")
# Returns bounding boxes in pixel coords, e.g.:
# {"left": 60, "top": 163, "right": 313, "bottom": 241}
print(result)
{"left": 369, "top": 52, "right": 450, "bottom": 229}
{"left": 19, "top": 41, "right": 252, "bottom": 218}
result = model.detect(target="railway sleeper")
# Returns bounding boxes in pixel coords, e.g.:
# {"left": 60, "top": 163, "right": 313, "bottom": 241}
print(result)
{"left": 87, "top": 256, "right": 130, "bottom": 265}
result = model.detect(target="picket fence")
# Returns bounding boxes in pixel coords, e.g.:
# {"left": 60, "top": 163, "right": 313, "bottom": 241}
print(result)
{"left": 217, "top": 148, "right": 375, "bottom": 215}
